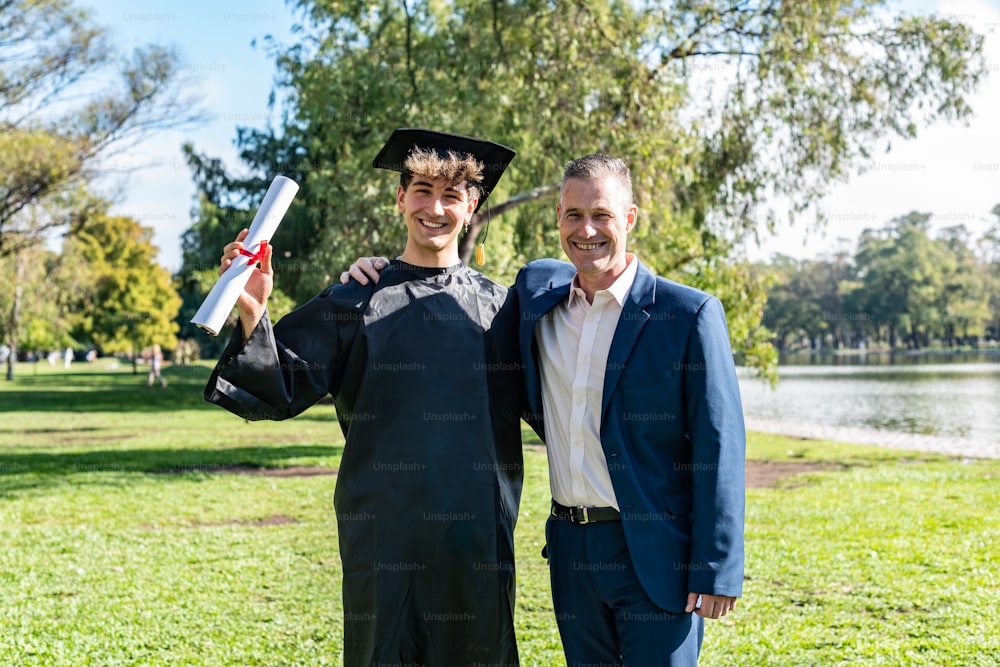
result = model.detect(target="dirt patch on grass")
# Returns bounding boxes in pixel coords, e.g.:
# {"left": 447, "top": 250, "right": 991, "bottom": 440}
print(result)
{"left": 746, "top": 460, "right": 845, "bottom": 488}
{"left": 151, "top": 464, "right": 338, "bottom": 476}
{"left": 142, "top": 513, "right": 301, "bottom": 530}
{"left": 219, "top": 514, "right": 299, "bottom": 527}
{"left": 183, "top": 514, "right": 300, "bottom": 529}
{"left": 217, "top": 465, "right": 338, "bottom": 477}
{"left": 152, "top": 458, "right": 833, "bottom": 489}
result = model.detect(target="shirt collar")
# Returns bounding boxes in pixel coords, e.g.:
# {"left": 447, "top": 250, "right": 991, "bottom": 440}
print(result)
{"left": 568, "top": 253, "right": 639, "bottom": 308}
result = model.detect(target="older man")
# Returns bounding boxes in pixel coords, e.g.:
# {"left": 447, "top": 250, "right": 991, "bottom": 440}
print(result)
{"left": 514, "top": 154, "right": 744, "bottom": 666}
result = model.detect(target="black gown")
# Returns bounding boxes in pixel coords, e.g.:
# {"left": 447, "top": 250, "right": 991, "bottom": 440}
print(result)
{"left": 205, "top": 261, "right": 524, "bottom": 666}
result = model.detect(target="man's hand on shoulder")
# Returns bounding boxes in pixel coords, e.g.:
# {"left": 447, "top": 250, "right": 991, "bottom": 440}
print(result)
{"left": 340, "top": 256, "right": 390, "bottom": 285}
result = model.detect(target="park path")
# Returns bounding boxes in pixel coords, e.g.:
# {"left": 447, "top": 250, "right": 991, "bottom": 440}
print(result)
{"left": 744, "top": 416, "right": 1000, "bottom": 460}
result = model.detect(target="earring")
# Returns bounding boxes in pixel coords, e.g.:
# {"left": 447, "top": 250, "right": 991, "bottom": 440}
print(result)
{"left": 463, "top": 221, "right": 471, "bottom": 234}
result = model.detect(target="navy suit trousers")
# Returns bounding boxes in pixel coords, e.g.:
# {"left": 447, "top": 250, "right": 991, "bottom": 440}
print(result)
{"left": 546, "top": 516, "right": 704, "bottom": 666}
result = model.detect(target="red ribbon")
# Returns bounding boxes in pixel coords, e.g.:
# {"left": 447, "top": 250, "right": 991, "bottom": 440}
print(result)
{"left": 238, "top": 239, "right": 268, "bottom": 265}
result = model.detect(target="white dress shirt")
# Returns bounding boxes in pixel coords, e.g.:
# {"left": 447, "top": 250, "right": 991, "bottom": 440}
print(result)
{"left": 536, "top": 254, "right": 639, "bottom": 509}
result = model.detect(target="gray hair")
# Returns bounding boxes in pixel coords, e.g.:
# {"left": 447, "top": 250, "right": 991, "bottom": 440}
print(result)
{"left": 561, "top": 154, "right": 634, "bottom": 208}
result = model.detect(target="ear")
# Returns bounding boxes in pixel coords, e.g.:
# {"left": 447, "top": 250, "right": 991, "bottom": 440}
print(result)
{"left": 625, "top": 204, "right": 638, "bottom": 233}
{"left": 396, "top": 184, "right": 406, "bottom": 212}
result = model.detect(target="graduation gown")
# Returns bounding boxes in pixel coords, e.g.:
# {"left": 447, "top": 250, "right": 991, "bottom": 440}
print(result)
{"left": 205, "top": 261, "right": 524, "bottom": 666}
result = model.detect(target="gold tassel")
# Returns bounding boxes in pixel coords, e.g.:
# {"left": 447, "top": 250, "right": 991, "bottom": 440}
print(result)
{"left": 475, "top": 243, "right": 486, "bottom": 266}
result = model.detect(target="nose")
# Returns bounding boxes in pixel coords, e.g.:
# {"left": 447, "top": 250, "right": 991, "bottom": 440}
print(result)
{"left": 580, "top": 218, "right": 599, "bottom": 237}
{"left": 431, "top": 197, "right": 445, "bottom": 216}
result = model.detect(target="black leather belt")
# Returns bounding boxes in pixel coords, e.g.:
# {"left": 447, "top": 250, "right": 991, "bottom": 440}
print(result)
{"left": 551, "top": 501, "right": 620, "bottom": 525}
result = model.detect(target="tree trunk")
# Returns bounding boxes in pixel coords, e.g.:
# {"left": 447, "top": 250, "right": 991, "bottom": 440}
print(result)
{"left": 5, "top": 251, "right": 25, "bottom": 381}
{"left": 457, "top": 184, "right": 559, "bottom": 264}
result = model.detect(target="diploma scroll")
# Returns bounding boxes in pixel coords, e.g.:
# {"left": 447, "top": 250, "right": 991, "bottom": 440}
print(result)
{"left": 190, "top": 175, "right": 300, "bottom": 336}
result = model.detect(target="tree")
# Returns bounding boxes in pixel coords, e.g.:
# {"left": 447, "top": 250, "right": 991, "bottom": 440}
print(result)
{"left": 0, "top": 227, "right": 92, "bottom": 379}
{"left": 1, "top": 0, "right": 202, "bottom": 253}
{"left": 181, "top": 0, "right": 987, "bottom": 376}
{"left": 977, "top": 205, "right": 1000, "bottom": 342}
{"left": 0, "top": 0, "right": 203, "bottom": 378}
{"left": 759, "top": 255, "right": 842, "bottom": 352}
{"left": 852, "top": 213, "right": 949, "bottom": 349}
{"left": 936, "top": 225, "right": 990, "bottom": 346}
{"left": 63, "top": 214, "right": 182, "bottom": 360}
{"left": 758, "top": 256, "right": 816, "bottom": 351}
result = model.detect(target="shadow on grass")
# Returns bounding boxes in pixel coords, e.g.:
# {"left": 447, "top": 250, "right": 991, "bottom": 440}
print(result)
{"left": 0, "top": 443, "right": 344, "bottom": 494}
{"left": 1, "top": 368, "right": 213, "bottom": 412}
{"left": 0, "top": 367, "right": 338, "bottom": 419}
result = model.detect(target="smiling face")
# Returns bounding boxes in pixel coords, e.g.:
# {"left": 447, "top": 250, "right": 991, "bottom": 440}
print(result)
{"left": 397, "top": 175, "right": 478, "bottom": 267}
{"left": 557, "top": 175, "right": 637, "bottom": 296}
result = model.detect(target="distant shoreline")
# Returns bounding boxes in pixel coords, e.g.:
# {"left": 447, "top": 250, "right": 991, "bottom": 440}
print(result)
{"left": 744, "top": 416, "right": 1000, "bottom": 460}
{"left": 780, "top": 347, "right": 1000, "bottom": 357}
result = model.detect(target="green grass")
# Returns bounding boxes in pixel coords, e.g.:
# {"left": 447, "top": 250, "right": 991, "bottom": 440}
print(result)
{"left": 2, "top": 362, "right": 998, "bottom": 665}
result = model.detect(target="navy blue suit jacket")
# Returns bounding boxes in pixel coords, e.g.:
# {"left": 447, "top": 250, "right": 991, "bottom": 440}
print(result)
{"left": 514, "top": 258, "right": 745, "bottom": 612}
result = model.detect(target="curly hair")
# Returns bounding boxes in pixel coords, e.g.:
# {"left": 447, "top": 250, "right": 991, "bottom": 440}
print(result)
{"left": 400, "top": 147, "right": 485, "bottom": 201}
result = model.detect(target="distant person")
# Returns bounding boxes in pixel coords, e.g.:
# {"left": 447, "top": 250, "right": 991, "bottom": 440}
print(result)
{"left": 63, "top": 347, "right": 73, "bottom": 369}
{"left": 147, "top": 344, "right": 167, "bottom": 388}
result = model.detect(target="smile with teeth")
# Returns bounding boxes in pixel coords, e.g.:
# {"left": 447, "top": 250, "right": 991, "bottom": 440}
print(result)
{"left": 574, "top": 241, "right": 605, "bottom": 250}
{"left": 420, "top": 218, "right": 448, "bottom": 229}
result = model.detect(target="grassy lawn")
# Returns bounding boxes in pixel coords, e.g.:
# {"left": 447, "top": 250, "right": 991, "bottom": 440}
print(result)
{"left": 1, "top": 362, "right": 998, "bottom": 665}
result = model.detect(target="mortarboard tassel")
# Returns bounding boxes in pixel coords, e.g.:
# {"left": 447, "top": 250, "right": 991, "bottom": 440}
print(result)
{"left": 475, "top": 202, "right": 490, "bottom": 266}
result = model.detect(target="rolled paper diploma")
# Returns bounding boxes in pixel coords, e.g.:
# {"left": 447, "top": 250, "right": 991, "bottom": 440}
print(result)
{"left": 190, "top": 175, "right": 300, "bottom": 335}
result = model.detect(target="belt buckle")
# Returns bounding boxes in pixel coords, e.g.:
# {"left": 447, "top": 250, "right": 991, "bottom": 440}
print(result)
{"left": 575, "top": 506, "right": 590, "bottom": 525}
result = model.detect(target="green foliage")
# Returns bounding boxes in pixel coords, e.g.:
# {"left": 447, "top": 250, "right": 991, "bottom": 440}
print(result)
{"left": 62, "top": 215, "right": 182, "bottom": 353}
{"left": 0, "top": 231, "right": 94, "bottom": 380}
{"left": 1, "top": 246, "right": 56, "bottom": 354}
{"left": 0, "top": 0, "right": 202, "bottom": 255}
{"left": 179, "top": 0, "right": 987, "bottom": 378}
{"left": 761, "top": 210, "right": 998, "bottom": 351}
{"left": 0, "top": 0, "right": 202, "bottom": 378}
{"left": 0, "top": 129, "right": 82, "bottom": 254}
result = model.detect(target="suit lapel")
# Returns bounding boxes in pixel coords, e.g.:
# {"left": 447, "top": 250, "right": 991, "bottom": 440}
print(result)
{"left": 602, "top": 263, "right": 656, "bottom": 416}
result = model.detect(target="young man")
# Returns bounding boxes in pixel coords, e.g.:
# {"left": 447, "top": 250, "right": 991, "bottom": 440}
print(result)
{"left": 348, "top": 154, "right": 745, "bottom": 666}
{"left": 205, "top": 129, "right": 524, "bottom": 666}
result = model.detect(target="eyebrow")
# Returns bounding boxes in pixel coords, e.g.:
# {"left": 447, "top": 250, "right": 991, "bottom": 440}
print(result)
{"left": 411, "top": 178, "right": 468, "bottom": 194}
{"left": 563, "top": 205, "right": 612, "bottom": 215}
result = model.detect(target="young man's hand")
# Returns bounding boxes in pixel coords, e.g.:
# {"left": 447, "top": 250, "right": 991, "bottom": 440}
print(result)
{"left": 220, "top": 228, "right": 273, "bottom": 339}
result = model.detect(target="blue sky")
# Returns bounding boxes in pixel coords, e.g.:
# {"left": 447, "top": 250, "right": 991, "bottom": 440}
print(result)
{"left": 83, "top": 0, "right": 297, "bottom": 271}
{"left": 83, "top": 0, "right": 1000, "bottom": 271}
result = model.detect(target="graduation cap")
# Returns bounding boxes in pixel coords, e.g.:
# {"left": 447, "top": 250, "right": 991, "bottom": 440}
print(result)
{"left": 372, "top": 128, "right": 516, "bottom": 214}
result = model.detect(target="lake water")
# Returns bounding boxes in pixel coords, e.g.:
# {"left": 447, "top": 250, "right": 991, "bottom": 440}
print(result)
{"left": 737, "top": 352, "right": 1000, "bottom": 456}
